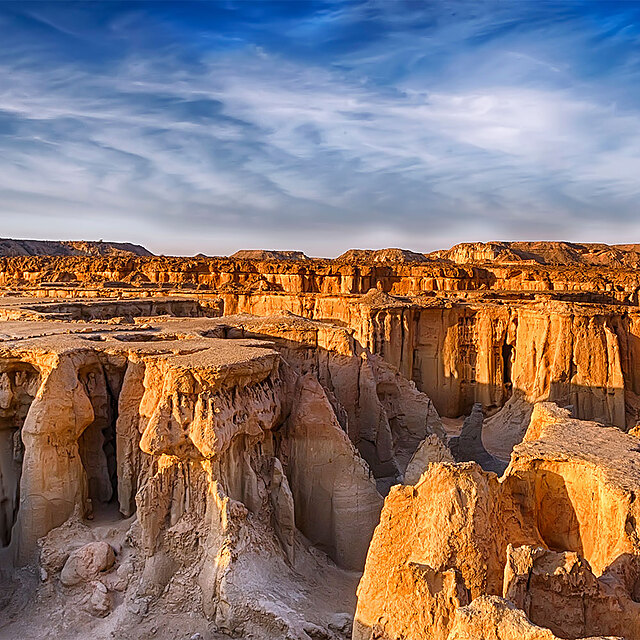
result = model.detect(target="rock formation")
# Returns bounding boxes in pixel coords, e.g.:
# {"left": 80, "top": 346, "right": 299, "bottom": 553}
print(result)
{"left": 336, "top": 248, "right": 429, "bottom": 263}
{"left": 0, "top": 243, "right": 639, "bottom": 639}
{"left": 229, "top": 249, "right": 309, "bottom": 261}
{"left": 428, "top": 240, "right": 640, "bottom": 268}
{"left": 353, "top": 402, "right": 640, "bottom": 640}
{"left": 0, "top": 238, "right": 152, "bottom": 257}
{"left": 0, "top": 307, "right": 445, "bottom": 638}
{"left": 446, "top": 596, "right": 621, "bottom": 640}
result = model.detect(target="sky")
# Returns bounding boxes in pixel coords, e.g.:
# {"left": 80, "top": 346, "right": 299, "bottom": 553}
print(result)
{"left": 1, "top": 1, "right": 640, "bottom": 256}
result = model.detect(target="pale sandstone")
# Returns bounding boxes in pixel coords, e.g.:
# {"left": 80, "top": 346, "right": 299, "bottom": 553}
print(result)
{"left": 1, "top": 246, "right": 639, "bottom": 640}
{"left": 503, "top": 544, "right": 640, "bottom": 639}
{"left": 403, "top": 433, "right": 454, "bottom": 485}
{"left": 353, "top": 401, "right": 640, "bottom": 640}
{"left": 60, "top": 541, "right": 115, "bottom": 586}
{"left": 0, "top": 310, "right": 447, "bottom": 639}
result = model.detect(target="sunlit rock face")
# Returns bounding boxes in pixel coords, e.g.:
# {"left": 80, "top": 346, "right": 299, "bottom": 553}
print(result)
{"left": 0, "top": 310, "right": 448, "bottom": 639}
{"left": 353, "top": 403, "right": 640, "bottom": 640}
{"left": 2, "top": 245, "right": 640, "bottom": 639}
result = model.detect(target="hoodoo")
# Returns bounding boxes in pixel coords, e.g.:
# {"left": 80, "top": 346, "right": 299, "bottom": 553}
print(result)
{"left": 1, "top": 243, "right": 640, "bottom": 639}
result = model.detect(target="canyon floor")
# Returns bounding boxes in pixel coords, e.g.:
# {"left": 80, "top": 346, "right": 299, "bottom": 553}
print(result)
{"left": 1, "top": 241, "right": 640, "bottom": 639}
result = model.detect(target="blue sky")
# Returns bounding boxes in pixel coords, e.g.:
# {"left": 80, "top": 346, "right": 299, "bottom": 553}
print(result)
{"left": 1, "top": 1, "right": 640, "bottom": 255}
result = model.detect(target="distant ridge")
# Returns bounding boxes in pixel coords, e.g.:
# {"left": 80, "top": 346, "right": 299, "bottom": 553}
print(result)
{"left": 0, "top": 238, "right": 153, "bottom": 257}
{"left": 428, "top": 241, "right": 640, "bottom": 268}
{"left": 336, "top": 248, "right": 429, "bottom": 263}
{"left": 229, "top": 249, "right": 309, "bottom": 261}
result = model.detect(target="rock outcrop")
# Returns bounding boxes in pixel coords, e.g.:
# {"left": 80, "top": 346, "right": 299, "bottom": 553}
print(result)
{"left": 447, "top": 596, "right": 621, "bottom": 640}
{"left": 1, "top": 244, "right": 640, "bottom": 640}
{"left": 0, "top": 309, "right": 448, "bottom": 639}
{"left": 353, "top": 402, "right": 640, "bottom": 640}
{"left": 2, "top": 248, "right": 638, "bottom": 452}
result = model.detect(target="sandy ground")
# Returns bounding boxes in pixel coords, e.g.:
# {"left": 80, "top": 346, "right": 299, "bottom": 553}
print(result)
{"left": 440, "top": 416, "right": 464, "bottom": 438}
{"left": 0, "top": 500, "right": 240, "bottom": 640}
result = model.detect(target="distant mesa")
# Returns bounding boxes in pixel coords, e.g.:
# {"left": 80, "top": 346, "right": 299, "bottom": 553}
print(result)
{"left": 336, "top": 248, "right": 429, "bottom": 263}
{"left": 229, "top": 249, "right": 309, "bottom": 261}
{"left": 429, "top": 240, "right": 640, "bottom": 268}
{"left": 4, "top": 239, "right": 640, "bottom": 269}
{"left": 0, "top": 238, "right": 153, "bottom": 257}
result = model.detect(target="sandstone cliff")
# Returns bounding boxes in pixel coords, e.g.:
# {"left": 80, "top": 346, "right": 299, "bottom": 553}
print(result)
{"left": 3, "top": 250, "right": 640, "bottom": 460}
{"left": 0, "top": 310, "right": 447, "bottom": 639}
{"left": 353, "top": 402, "right": 640, "bottom": 640}
{"left": 1, "top": 245, "right": 639, "bottom": 639}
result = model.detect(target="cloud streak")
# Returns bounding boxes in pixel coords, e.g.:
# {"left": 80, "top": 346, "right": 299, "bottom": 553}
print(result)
{"left": 1, "top": 1, "right": 640, "bottom": 255}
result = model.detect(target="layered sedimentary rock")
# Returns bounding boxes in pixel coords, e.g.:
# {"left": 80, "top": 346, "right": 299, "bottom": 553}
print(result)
{"left": 0, "top": 309, "right": 447, "bottom": 639}
{"left": 2, "top": 246, "right": 638, "bottom": 454}
{"left": 1, "top": 246, "right": 639, "bottom": 302}
{"left": 353, "top": 402, "right": 640, "bottom": 640}
{"left": 1, "top": 244, "right": 640, "bottom": 639}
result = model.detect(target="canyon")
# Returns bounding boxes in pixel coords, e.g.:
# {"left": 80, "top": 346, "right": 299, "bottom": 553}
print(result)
{"left": 0, "top": 241, "right": 639, "bottom": 640}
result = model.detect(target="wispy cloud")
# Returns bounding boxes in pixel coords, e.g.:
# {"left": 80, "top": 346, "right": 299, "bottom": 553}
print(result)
{"left": 1, "top": 1, "right": 640, "bottom": 255}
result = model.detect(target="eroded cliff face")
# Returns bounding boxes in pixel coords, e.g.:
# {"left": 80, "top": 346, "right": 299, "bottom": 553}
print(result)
{"left": 0, "top": 251, "right": 639, "bottom": 302}
{"left": 1, "top": 247, "right": 640, "bottom": 640}
{"left": 0, "top": 312, "right": 447, "bottom": 639}
{"left": 2, "top": 250, "right": 639, "bottom": 462}
{"left": 353, "top": 402, "right": 640, "bottom": 640}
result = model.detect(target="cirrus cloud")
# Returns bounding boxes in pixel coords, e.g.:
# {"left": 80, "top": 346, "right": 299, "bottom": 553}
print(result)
{"left": 0, "top": 1, "right": 640, "bottom": 255}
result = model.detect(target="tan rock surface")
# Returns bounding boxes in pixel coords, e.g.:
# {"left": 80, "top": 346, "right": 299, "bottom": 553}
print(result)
{"left": 2, "top": 246, "right": 640, "bottom": 640}
{"left": 446, "top": 596, "right": 620, "bottom": 640}
{"left": 353, "top": 401, "right": 640, "bottom": 640}
{"left": 60, "top": 541, "right": 116, "bottom": 586}
{"left": 0, "top": 308, "right": 448, "bottom": 639}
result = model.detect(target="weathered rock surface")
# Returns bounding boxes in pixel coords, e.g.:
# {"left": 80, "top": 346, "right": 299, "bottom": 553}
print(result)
{"left": 353, "top": 402, "right": 640, "bottom": 640}
{"left": 1, "top": 245, "right": 639, "bottom": 640}
{"left": 0, "top": 309, "right": 448, "bottom": 639}
{"left": 403, "top": 433, "right": 454, "bottom": 485}
{"left": 60, "top": 541, "right": 115, "bottom": 586}
{"left": 2, "top": 248, "right": 640, "bottom": 452}
{"left": 446, "top": 596, "right": 620, "bottom": 640}
{"left": 450, "top": 402, "right": 506, "bottom": 474}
